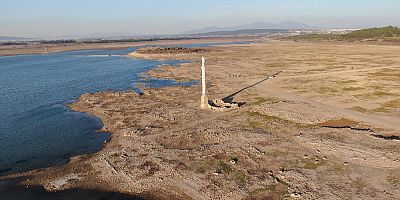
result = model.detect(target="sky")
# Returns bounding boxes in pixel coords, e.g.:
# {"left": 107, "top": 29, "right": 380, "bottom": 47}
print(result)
{"left": 1, "top": 0, "right": 400, "bottom": 38}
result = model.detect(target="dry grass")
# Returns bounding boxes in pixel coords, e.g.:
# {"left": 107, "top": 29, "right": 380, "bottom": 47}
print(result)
{"left": 319, "top": 118, "right": 359, "bottom": 128}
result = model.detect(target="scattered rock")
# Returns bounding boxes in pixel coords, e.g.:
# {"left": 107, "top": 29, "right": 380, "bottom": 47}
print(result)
{"left": 208, "top": 99, "right": 241, "bottom": 111}
{"left": 229, "top": 74, "right": 242, "bottom": 78}
{"left": 290, "top": 193, "right": 301, "bottom": 198}
{"left": 49, "top": 173, "right": 82, "bottom": 190}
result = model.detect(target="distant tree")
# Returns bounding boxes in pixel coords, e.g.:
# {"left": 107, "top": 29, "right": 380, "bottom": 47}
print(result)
{"left": 286, "top": 26, "right": 400, "bottom": 42}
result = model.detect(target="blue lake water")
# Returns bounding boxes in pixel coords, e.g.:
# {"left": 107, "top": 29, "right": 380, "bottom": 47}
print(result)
{"left": 0, "top": 47, "right": 198, "bottom": 175}
{"left": 0, "top": 41, "right": 251, "bottom": 175}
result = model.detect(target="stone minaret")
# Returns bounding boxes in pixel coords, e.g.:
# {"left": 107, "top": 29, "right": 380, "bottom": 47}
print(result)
{"left": 201, "top": 57, "right": 208, "bottom": 109}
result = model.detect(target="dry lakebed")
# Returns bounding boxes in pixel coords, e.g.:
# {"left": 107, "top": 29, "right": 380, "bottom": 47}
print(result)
{"left": 1, "top": 39, "right": 400, "bottom": 200}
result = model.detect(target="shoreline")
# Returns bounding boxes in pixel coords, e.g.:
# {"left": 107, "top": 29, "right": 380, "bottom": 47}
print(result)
{"left": 61, "top": 44, "right": 211, "bottom": 171}
{"left": 0, "top": 39, "right": 221, "bottom": 176}
{"left": 1, "top": 39, "right": 400, "bottom": 199}
{"left": 0, "top": 37, "right": 250, "bottom": 57}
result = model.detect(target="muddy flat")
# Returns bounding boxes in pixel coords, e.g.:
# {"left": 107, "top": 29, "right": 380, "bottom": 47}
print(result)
{"left": 1, "top": 39, "right": 399, "bottom": 200}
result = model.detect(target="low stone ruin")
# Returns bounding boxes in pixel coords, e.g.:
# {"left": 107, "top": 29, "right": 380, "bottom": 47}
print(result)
{"left": 208, "top": 99, "right": 241, "bottom": 111}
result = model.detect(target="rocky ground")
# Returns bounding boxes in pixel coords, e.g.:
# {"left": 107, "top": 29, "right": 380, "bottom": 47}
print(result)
{"left": 1, "top": 40, "right": 399, "bottom": 200}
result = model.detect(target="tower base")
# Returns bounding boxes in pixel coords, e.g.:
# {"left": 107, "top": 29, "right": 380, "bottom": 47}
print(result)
{"left": 201, "top": 95, "right": 208, "bottom": 109}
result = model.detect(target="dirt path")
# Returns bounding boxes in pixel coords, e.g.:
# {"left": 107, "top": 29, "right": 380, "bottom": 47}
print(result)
{"left": 244, "top": 76, "right": 399, "bottom": 133}
{"left": 281, "top": 65, "right": 400, "bottom": 78}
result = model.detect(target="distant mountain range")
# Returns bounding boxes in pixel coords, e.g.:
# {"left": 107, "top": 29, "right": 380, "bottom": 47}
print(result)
{"left": 183, "top": 21, "right": 319, "bottom": 34}
{"left": 1, "top": 21, "right": 319, "bottom": 41}
{"left": 190, "top": 29, "right": 290, "bottom": 37}
{"left": 0, "top": 36, "right": 33, "bottom": 41}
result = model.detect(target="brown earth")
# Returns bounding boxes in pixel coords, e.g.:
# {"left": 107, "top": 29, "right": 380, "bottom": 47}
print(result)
{"left": 1, "top": 39, "right": 400, "bottom": 200}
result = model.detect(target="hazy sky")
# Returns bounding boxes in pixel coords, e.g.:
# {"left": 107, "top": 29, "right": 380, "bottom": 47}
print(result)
{"left": 1, "top": 0, "right": 400, "bottom": 38}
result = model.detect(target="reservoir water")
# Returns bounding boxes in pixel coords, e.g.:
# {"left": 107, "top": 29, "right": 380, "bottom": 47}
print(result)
{"left": 0, "top": 46, "right": 196, "bottom": 175}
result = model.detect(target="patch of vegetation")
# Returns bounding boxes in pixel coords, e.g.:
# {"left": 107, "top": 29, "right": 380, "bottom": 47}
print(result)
{"left": 248, "top": 96, "right": 282, "bottom": 106}
{"left": 287, "top": 26, "right": 400, "bottom": 42}
{"left": 266, "top": 183, "right": 290, "bottom": 199}
{"left": 371, "top": 107, "right": 390, "bottom": 113}
{"left": 352, "top": 177, "right": 367, "bottom": 193}
{"left": 193, "top": 158, "right": 250, "bottom": 187}
{"left": 371, "top": 99, "right": 400, "bottom": 113}
{"left": 387, "top": 175, "right": 399, "bottom": 188}
{"left": 374, "top": 91, "right": 398, "bottom": 97}
{"left": 136, "top": 46, "right": 205, "bottom": 54}
{"left": 369, "top": 69, "right": 399, "bottom": 76}
{"left": 351, "top": 99, "right": 400, "bottom": 114}
{"left": 246, "top": 111, "right": 286, "bottom": 121}
{"left": 383, "top": 99, "right": 400, "bottom": 108}
{"left": 265, "top": 148, "right": 328, "bottom": 171}
{"left": 317, "top": 86, "right": 339, "bottom": 94}
{"left": 250, "top": 97, "right": 268, "bottom": 106}
{"left": 302, "top": 157, "right": 328, "bottom": 170}
{"left": 280, "top": 154, "right": 328, "bottom": 170}
{"left": 343, "top": 26, "right": 400, "bottom": 39}
{"left": 288, "top": 33, "right": 340, "bottom": 41}
{"left": 343, "top": 87, "right": 364, "bottom": 92}
{"left": 248, "top": 120, "right": 263, "bottom": 129}
{"left": 246, "top": 111, "right": 317, "bottom": 130}
{"left": 352, "top": 106, "right": 368, "bottom": 113}
{"left": 318, "top": 131, "right": 348, "bottom": 143}
{"left": 251, "top": 183, "right": 290, "bottom": 200}
{"left": 383, "top": 37, "right": 400, "bottom": 43}
{"left": 264, "top": 62, "right": 286, "bottom": 68}
{"left": 230, "top": 170, "right": 249, "bottom": 187}
{"left": 217, "top": 161, "right": 233, "bottom": 174}
{"left": 355, "top": 91, "right": 397, "bottom": 99}
{"left": 320, "top": 118, "right": 359, "bottom": 128}
{"left": 327, "top": 162, "right": 346, "bottom": 173}
{"left": 191, "top": 160, "right": 216, "bottom": 174}
{"left": 264, "top": 149, "right": 290, "bottom": 159}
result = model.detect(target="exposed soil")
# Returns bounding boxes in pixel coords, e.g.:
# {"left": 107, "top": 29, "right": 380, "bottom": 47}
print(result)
{"left": 1, "top": 39, "right": 399, "bottom": 200}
